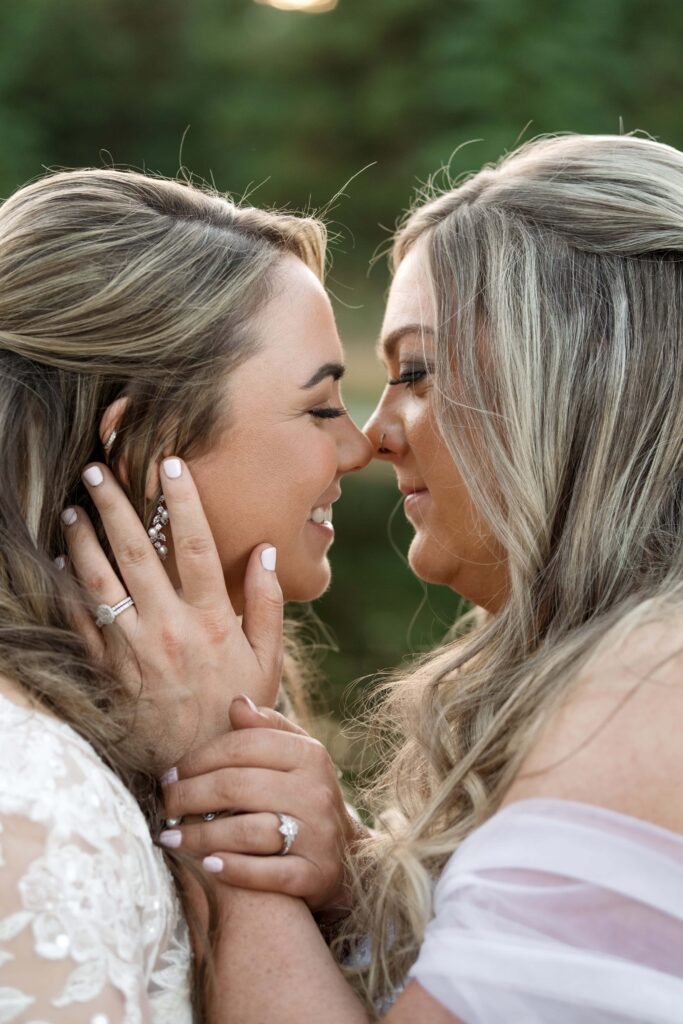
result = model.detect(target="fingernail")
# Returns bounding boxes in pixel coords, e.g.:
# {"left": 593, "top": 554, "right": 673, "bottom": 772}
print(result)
{"left": 159, "top": 829, "right": 182, "bottom": 849}
{"left": 233, "top": 693, "right": 259, "bottom": 714}
{"left": 61, "top": 508, "right": 78, "bottom": 526}
{"left": 162, "top": 458, "right": 182, "bottom": 479}
{"left": 160, "top": 767, "right": 178, "bottom": 786}
{"left": 83, "top": 465, "right": 104, "bottom": 487}
{"left": 203, "top": 855, "right": 224, "bottom": 873}
{"left": 260, "top": 546, "right": 277, "bottom": 571}
{"left": 54, "top": 555, "right": 66, "bottom": 571}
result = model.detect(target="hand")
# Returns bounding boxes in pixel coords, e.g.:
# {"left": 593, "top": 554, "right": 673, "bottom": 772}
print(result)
{"left": 61, "top": 458, "right": 284, "bottom": 765}
{"left": 160, "top": 696, "right": 367, "bottom": 913}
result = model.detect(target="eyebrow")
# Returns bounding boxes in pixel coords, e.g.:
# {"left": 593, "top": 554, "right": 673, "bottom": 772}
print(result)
{"left": 301, "top": 362, "right": 346, "bottom": 389}
{"left": 377, "top": 324, "right": 435, "bottom": 361}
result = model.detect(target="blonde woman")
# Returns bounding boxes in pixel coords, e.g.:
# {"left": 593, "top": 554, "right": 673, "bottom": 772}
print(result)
{"left": 0, "top": 169, "right": 371, "bottom": 1022}
{"left": 76, "top": 134, "right": 683, "bottom": 1022}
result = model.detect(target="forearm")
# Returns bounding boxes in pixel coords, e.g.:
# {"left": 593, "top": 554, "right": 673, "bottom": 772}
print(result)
{"left": 210, "top": 888, "right": 369, "bottom": 1024}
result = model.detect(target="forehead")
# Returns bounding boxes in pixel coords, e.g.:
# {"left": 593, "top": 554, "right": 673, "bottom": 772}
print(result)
{"left": 382, "top": 240, "right": 435, "bottom": 338}
{"left": 256, "top": 254, "right": 343, "bottom": 367}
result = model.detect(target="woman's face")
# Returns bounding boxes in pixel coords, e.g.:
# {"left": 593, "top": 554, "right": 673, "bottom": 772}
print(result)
{"left": 182, "top": 255, "right": 372, "bottom": 609}
{"left": 364, "top": 241, "right": 508, "bottom": 612}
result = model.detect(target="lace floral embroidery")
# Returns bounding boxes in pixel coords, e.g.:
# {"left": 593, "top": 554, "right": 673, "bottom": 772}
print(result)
{"left": 0, "top": 695, "right": 193, "bottom": 1024}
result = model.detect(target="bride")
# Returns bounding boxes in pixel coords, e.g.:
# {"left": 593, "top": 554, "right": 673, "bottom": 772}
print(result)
{"left": 3, "top": 132, "right": 683, "bottom": 1022}
{"left": 0, "top": 168, "right": 370, "bottom": 1022}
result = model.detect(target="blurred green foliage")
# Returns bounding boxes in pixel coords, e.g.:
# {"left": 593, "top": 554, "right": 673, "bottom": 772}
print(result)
{"left": 2, "top": 0, "right": 682, "bottom": 712}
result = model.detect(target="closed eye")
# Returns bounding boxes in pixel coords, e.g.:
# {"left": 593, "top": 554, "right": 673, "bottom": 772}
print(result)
{"left": 309, "top": 407, "right": 346, "bottom": 419}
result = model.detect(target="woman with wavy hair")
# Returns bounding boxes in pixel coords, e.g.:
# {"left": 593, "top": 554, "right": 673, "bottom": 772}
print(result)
{"left": 85, "top": 133, "right": 683, "bottom": 1022}
{"left": 0, "top": 168, "right": 371, "bottom": 1021}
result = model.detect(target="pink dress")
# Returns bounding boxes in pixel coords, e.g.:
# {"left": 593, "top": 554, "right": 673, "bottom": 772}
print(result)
{"left": 409, "top": 799, "right": 683, "bottom": 1023}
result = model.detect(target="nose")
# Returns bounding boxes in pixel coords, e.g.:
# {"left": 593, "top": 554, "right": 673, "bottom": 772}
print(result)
{"left": 363, "top": 387, "right": 403, "bottom": 462}
{"left": 337, "top": 414, "right": 373, "bottom": 476}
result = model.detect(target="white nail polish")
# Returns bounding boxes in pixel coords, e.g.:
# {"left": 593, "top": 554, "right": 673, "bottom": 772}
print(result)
{"left": 261, "top": 546, "right": 277, "bottom": 571}
{"left": 54, "top": 555, "right": 66, "bottom": 571}
{"left": 83, "top": 466, "right": 104, "bottom": 486}
{"left": 203, "top": 855, "right": 224, "bottom": 873}
{"left": 160, "top": 767, "right": 178, "bottom": 786}
{"left": 163, "top": 458, "right": 182, "bottom": 479}
{"left": 61, "top": 508, "right": 78, "bottom": 526}
{"left": 159, "top": 830, "right": 182, "bottom": 849}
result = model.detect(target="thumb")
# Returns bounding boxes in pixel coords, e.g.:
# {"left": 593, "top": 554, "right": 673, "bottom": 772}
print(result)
{"left": 241, "top": 543, "right": 284, "bottom": 691}
{"left": 230, "top": 694, "right": 308, "bottom": 736}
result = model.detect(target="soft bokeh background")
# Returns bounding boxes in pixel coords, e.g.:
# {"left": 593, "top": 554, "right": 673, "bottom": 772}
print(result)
{"left": 3, "top": 0, "right": 683, "bottom": 759}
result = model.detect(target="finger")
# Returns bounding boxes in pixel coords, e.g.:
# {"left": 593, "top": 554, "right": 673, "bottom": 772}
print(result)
{"left": 229, "top": 695, "right": 308, "bottom": 736}
{"left": 176, "top": 724, "right": 310, "bottom": 779}
{"left": 200, "top": 851, "right": 318, "bottom": 899}
{"left": 164, "top": 767, "right": 293, "bottom": 820}
{"left": 81, "top": 464, "right": 177, "bottom": 616}
{"left": 54, "top": 552, "right": 107, "bottom": 662}
{"left": 159, "top": 812, "right": 285, "bottom": 856}
{"left": 158, "top": 457, "right": 232, "bottom": 614}
{"left": 61, "top": 504, "right": 138, "bottom": 636}
{"left": 241, "top": 544, "right": 284, "bottom": 682}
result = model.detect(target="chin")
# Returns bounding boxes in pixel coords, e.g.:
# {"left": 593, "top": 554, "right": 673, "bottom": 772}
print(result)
{"left": 407, "top": 533, "right": 458, "bottom": 589}
{"left": 279, "top": 559, "right": 332, "bottom": 603}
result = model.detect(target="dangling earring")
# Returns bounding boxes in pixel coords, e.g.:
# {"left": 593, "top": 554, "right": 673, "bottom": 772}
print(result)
{"left": 148, "top": 496, "right": 170, "bottom": 560}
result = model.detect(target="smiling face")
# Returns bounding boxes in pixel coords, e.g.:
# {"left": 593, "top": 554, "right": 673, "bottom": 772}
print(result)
{"left": 364, "top": 240, "right": 508, "bottom": 612}
{"left": 181, "top": 255, "right": 372, "bottom": 609}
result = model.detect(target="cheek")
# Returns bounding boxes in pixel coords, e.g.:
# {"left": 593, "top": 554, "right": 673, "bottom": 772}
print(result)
{"left": 185, "top": 427, "right": 338, "bottom": 599}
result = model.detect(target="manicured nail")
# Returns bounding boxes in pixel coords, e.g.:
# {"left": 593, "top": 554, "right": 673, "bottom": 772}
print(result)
{"left": 61, "top": 507, "right": 78, "bottom": 526}
{"left": 203, "top": 855, "right": 224, "bottom": 873}
{"left": 234, "top": 693, "right": 259, "bottom": 713}
{"left": 83, "top": 465, "right": 104, "bottom": 487}
{"left": 54, "top": 555, "right": 66, "bottom": 571}
{"left": 159, "top": 829, "right": 182, "bottom": 849}
{"left": 261, "top": 546, "right": 277, "bottom": 571}
{"left": 162, "top": 458, "right": 182, "bottom": 479}
{"left": 160, "top": 767, "right": 178, "bottom": 786}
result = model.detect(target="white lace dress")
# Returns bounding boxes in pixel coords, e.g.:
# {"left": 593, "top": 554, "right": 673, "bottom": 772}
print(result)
{"left": 0, "top": 693, "right": 193, "bottom": 1024}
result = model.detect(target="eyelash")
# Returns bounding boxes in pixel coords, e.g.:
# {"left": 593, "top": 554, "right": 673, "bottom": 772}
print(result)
{"left": 309, "top": 407, "right": 346, "bottom": 420}
{"left": 388, "top": 367, "right": 430, "bottom": 387}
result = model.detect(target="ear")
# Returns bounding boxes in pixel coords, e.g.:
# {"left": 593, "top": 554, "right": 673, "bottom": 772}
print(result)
{"left": 99, "top": 396, "right": 161, "bottom": 500}
{"left": 99, "top": 395, "right": 129, "bottom": 453}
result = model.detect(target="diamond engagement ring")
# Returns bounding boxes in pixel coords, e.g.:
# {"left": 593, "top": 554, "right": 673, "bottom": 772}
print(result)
{"left": 277, "top": 813, "right": 299, "bottom": 856}
{"left": 95, "top": 596, "right": 135, "bottom": 627}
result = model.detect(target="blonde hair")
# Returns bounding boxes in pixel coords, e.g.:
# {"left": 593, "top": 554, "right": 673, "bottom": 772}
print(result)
{"left": 340, "top": 134, "right": 683, "bottom": 1009}
{"left": 0, "top": 168, "right": 326, "bottom": 1012}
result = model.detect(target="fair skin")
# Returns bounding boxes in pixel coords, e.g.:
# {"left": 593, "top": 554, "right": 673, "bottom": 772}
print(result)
{"left": 37, "top": 255, "right": 372, "bottom": 762}
{"left": 364, "top": 240, "right": 508, "bottom": 611}
{"left": 56, "top": 244, "right": 683, "bottom": 1022}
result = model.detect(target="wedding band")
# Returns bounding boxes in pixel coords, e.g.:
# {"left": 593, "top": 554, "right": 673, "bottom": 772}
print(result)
{"left": 95, "top": 596, "right": 135, "bottom": 627}
{"left": 277, "top": 813, "right": 299, "bottom": 856}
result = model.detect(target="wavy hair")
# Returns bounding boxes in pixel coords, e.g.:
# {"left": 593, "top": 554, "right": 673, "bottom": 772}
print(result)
{"left": 339, "top": 134, "right": 683, "bottom": 1010}
{"left": 0, "top": 167, "right": 326, "bottom": 1014}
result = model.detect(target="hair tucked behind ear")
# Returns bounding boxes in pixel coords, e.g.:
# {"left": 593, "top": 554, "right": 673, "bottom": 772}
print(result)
{"left": 338, "top": 134, "right": 683, "bottom": 1011}
{"left": 0, "top": 168, "right": 326, "bottom": 1015}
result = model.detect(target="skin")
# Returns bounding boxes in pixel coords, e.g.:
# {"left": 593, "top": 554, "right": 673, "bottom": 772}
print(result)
{"left": 42, "top": 239, "right": 682, "bottom": 1023}
{"left": 364, "top": 240, "right": 508, "bottom": 612}
{"left": 105, "top": 254, "right": 372, "bottom": 611}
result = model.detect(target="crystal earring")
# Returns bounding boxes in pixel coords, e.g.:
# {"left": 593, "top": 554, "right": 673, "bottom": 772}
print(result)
{"left": 148, "top": 496, "right": 170, "bottom": 560}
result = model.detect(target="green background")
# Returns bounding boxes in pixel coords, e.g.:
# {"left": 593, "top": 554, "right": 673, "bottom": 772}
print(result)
{"left": 2, "top": 0, "right": 682, "bottom": 758}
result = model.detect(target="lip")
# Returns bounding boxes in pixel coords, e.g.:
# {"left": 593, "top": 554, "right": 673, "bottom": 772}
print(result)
{"left": 398, "top": 483, "right": 429, "bottom": 497}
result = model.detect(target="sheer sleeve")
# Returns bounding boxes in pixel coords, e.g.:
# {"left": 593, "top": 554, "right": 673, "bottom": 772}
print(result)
{"left": 408, "top": 800, "right": 683, "bottom": 1024}
{"left": 0, "top": 695, "right": 193, "bottom": 1024}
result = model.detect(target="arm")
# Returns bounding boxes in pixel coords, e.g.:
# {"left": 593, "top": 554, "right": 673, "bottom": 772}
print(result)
{"left": 210, "top": 887, "right": 461, "bottom": 1024}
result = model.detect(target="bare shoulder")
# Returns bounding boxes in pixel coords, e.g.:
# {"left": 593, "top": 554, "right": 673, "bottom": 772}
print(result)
{"left": 502, "top": 609, "right": 683, "bottom": 834}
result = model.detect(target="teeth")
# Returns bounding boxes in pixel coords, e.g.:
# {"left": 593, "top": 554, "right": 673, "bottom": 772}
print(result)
{"left": 308, "top": 505, "right": 332, "bottom": 524}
